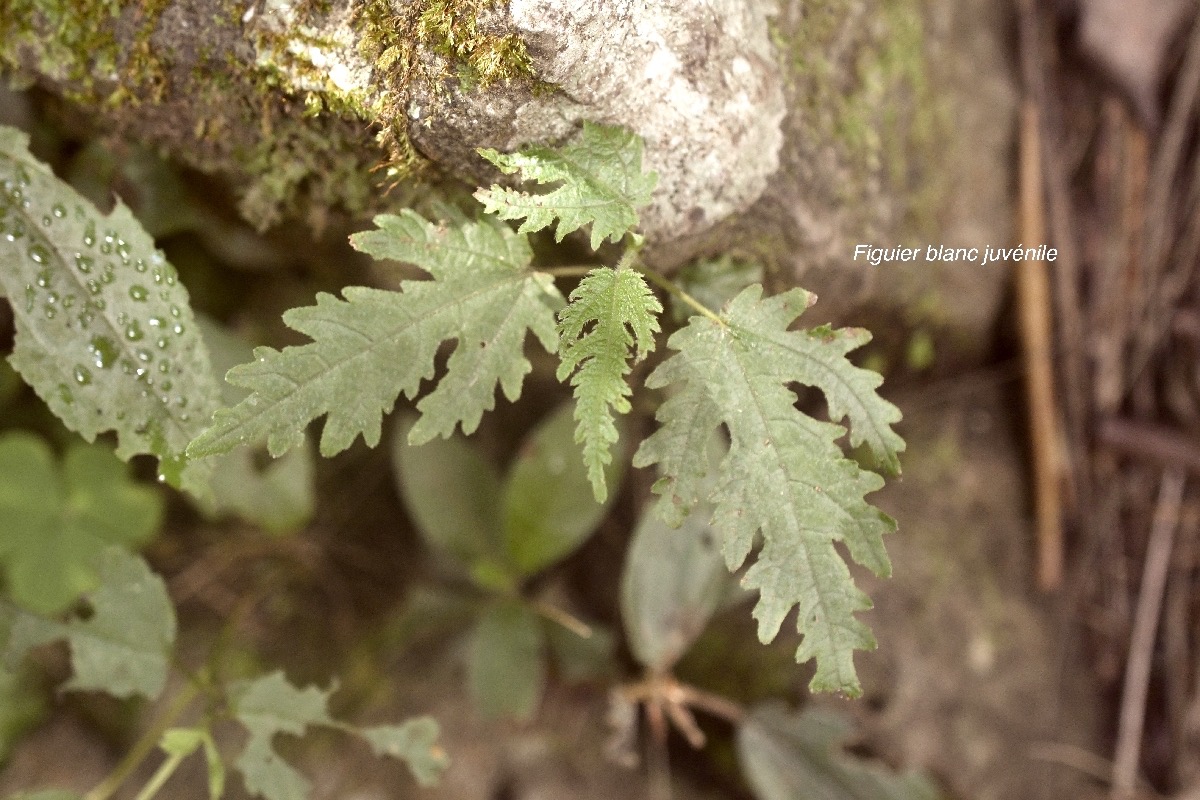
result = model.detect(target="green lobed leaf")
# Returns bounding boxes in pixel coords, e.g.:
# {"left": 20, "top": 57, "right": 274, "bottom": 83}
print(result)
{"left": 0, "top": 125, "right": 220, "bottom": 494}
{"left": 0, "top": 432, "right": 162, "bottom": 615}
{"left": 632, "top": 286, "right": 903, "bottom": 695}
{"left": 736, "top": 704, "right": 943, "bottom": 800}
{"left": 467, "top": 600, "right": 545, "bottom": 720}
{"left": 502, "top": 401, "right": 623, "bottom": 577}
{"left": 230, "top": 671, "right": 447, "bottom": 796}
{"left": 230, "top": 671, "right": 334, "bottom": 800}
{"left": 3, "top": 548, "right": 176, "bottom": 699}
{"left": 187, "top": 211, "right": 562, "bottom": 460}
{"left": 556, "top": 264, "right": 661, "bottom": 501}
{"left": 474, "top": 122, "right": 658, "bottom": 249}
{"left": 359, "top": 718, "right": 448, "bottom": 787}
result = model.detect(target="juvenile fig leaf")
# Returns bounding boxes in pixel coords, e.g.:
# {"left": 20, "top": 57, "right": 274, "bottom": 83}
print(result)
{"left": 633, "top": 286, "right": 904, "bottom": 695}
{"left": 0, "top": 432, "right": 162, "bottom": 615}
{"left": 475, "top": 122, "right": 657, "bottom": 249}
{"left": 188, "top": 212, "right": 561, "bottom": 459}
{"left": 2, "top": 548, "right": 176, "bottom": 699}
{"left": 737, "top": 704, "right": 942, "bottom": 800}
{"left": 0, "top": 126, "right": 219, "bottom": 494}
{"left": 556, "top": 264, "right": 661, "bottom": 501}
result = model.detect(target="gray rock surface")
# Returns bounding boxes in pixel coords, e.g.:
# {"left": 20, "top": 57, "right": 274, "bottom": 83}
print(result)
{"left": 409, "top": 0, "right": 786, "bottom": 244}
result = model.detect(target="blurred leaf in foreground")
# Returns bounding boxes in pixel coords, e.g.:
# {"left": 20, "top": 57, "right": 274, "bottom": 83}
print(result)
{"left": 737, "top": 704, "right": 942, "bottom": 800}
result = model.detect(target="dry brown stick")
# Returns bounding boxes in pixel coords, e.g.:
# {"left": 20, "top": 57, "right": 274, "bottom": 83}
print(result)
{"left": 1128, "top": 13, "right": 1200, "bottom": 383}
{"left": 1017, "top": 0, "right": 1090, "bottom": 529}
{"left": 1100, "top": 418, "right": 1200, "bottom": 475}
{"left": 1112, "top": 468, "right": 1187, "bottom": 800}
{"left": 1018, "top": 94, "right": 1066, "bottom": 591}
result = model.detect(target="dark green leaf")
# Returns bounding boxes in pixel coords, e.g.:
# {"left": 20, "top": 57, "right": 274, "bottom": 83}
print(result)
{"left": 621, "top": 441, "right": 730, "bottom": 670}
{"left": 545, "top": 621, "right": 615, "bottom": 683}
{"left": 671, "top": 255, "right": 763, "bottom": 322}
{"left": 737, "top": 704, "right": 942, "bottom": 800}
{"left": 502, "top": 402, "right": 622, "bottom": 576}
{"left": 467, "top": 600, "right": 544, "bottom": 720}
{"left": 391, "top": 415, "right": 504, "bottom": 568}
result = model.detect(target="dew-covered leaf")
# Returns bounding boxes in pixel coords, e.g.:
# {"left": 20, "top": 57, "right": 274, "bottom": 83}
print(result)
{"left": 737, "top": 704, "right": 943, "bottom": 800}
{"left": 475, "top": 122, "right": 657, "bottom": 249}
{"left": 3, "top": 548, "right": 175, "bottom": 700}
{"left": 187, "top": 212, "right": 561, "bottom": 460}
{"left": 633, "top": 286, "right": 903, "bottom": 695}
{"left": 556, "top": 264, "right": 660, "bottom": 501}
{"left": 0, "top": 432, "right": 162, "bottom": 615}
{"left": 0, "top": 125, "right": 219, "bottom": 494}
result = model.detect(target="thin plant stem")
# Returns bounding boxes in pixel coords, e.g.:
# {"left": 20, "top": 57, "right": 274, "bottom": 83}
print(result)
{"left": 545, "top": 265, "right": 597, "bottom": 278}
{"left": 132, "top": 751, "right": 187, "bottom": 800}
{"left": 530, "top": 597, "right": 593, "bottom": 638}
{"left": 636, "top": 266, "right": 725, "bottom": 327}
{"left": 85, "top": 680, "right": 203, "bottom": 800}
